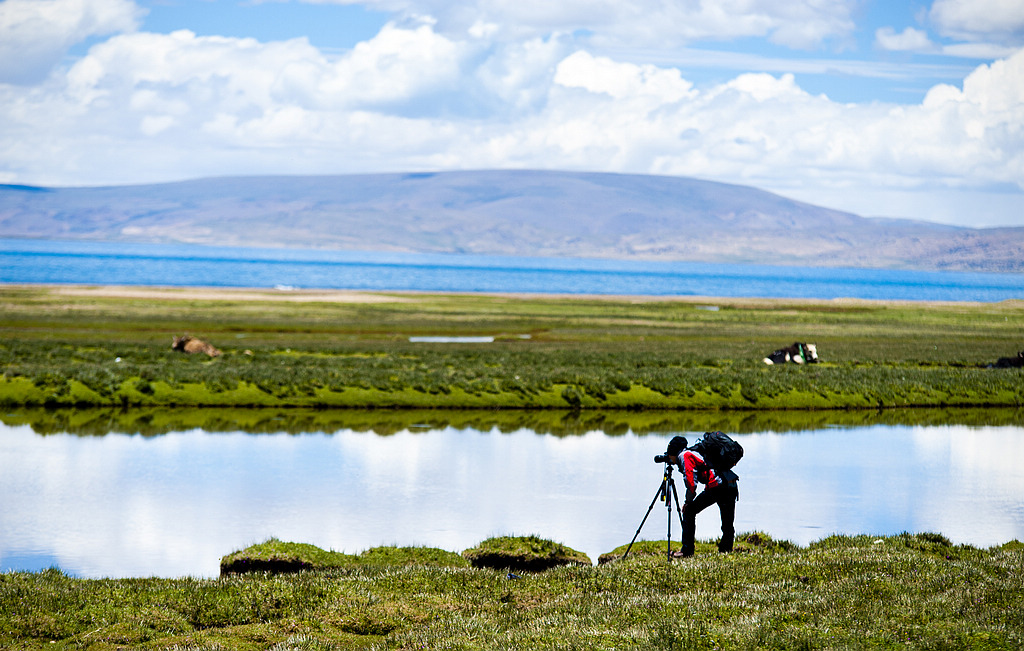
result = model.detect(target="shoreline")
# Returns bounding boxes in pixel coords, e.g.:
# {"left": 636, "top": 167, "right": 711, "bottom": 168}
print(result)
{"left": 5, "top": 281, "right": 1013, "bottom": 308}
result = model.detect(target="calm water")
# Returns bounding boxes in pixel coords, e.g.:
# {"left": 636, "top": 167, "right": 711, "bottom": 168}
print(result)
{"left": 3, "top": 238, "right": 1024, "bottom": 301}
{"left": 2, "top": 414, "right": 1022, "bottom": 578}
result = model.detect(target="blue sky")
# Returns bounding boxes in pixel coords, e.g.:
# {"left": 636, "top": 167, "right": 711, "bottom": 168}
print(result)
{"left": 1, "top": 0, "right": 1022, "bottom": 227}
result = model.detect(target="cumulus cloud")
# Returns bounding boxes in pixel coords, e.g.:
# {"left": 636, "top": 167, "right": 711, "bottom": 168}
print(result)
{"left": 54, "top": 24, "right": 471, "bottom": 144}
{"left": 0, "top": 23, "right": 484, "bottom": 183}
{"left": 930, "top": 0, "right": 1024, "bottom": 45}
{"left": 553, "top": 51, "right": 695, "bottom": 102}
{"left": 316, "top": 23, "right": 466, "bottom": 109}
{"left": 1, "top": 8, "right": 1022, "bottom": 225}
{"left": 0, "top": 0, "right": 141, "bottom": 85}
{"left": 467, "top": 46, "right": 1024, "bottom": 200}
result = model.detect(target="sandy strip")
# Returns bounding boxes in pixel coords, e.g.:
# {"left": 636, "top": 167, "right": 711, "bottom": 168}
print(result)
{"left": 39, "top": 284, "right": 416, "bottom": 303}
{"left": 5, "top": 283, "right": 1016, "bottom": 308}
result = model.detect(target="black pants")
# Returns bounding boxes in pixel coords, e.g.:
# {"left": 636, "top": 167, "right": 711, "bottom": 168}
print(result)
{"left": 681, "top": 482, "right": 738, "bottom": 556}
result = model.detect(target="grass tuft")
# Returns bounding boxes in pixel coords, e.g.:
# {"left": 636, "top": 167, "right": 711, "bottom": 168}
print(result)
{"left": 461, "top": 535, "right": 593, "bottom": 571}
{"left": 219, "top": 539, "right": 358, "bottom": 576}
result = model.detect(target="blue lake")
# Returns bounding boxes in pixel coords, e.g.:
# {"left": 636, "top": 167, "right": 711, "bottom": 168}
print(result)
{"left": 2, "top": 416, "right": 1022, "bottom": 578}
{"left": 3, "top": 238, "right": 1023, "bottom": 301}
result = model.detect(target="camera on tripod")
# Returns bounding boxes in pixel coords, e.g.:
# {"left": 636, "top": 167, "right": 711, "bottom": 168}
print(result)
{"left": 653, "top": 435, "right": 688, "bottom": 464}
{"left": 623, "top": 434, "right": 690, "bottom": 561}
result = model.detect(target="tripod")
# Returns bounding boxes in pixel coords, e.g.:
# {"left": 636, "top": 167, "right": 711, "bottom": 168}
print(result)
{"left": 622, "top": 462, "right": 686, "bottom": 561}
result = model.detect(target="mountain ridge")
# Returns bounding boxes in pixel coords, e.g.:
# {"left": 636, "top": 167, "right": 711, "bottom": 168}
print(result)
{"left": 1, "top": 170, "right": 1021, "bottom": 272}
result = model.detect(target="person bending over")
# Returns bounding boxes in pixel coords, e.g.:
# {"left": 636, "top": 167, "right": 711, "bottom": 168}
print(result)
{"left": 665, "top": 435, "right": 739, "bottom": 557}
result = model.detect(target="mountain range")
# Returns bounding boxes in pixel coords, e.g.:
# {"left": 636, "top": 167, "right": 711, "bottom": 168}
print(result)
{"left": 2, "top": 170, "right": 1022, "bottom": 272}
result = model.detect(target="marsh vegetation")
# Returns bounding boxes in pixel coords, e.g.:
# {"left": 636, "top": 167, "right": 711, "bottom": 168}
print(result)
{"left": 2, "top": 286, "right": 1022, "bottom": 409}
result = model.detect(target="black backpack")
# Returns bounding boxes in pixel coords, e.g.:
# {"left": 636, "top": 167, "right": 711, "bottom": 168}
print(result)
{"left": 691, "top": 431, "right": 743, "bottom": 471}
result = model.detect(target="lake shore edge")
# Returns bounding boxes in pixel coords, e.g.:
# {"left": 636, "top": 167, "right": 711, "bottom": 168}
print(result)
{"left": 12, "top": 281, "right": 1021, "bottom": 306}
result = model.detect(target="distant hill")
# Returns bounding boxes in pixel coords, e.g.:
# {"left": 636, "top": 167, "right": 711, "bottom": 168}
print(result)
{"left": 2, "top": 170, "right": 1022, "bottom": 272}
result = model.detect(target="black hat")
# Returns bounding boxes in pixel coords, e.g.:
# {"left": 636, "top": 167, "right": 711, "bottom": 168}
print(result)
{"left": 667, "top": 436, "right": 688, "bottom": 456}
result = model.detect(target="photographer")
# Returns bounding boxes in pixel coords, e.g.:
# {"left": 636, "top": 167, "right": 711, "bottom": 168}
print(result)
{"left": 663, "top": 435, "right": 739, "bottom": 557}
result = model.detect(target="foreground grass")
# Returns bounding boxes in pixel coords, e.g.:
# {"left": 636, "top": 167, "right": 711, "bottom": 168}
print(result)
{"left": 219, "top": 540, "right": 472, "bottom": 575}
{"left": 2, "top": 285, "right": 1023, "bottom": 409}
{"left": 2, "top": 534, "right": 1021, "bottom": 650}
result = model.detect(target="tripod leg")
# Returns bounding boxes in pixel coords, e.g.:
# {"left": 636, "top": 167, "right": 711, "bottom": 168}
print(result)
{"left": 666, "top": 476, "right": 672, "bottom": 560}
{"left": 622, "top": 479, "right": 667, "bottom": 560}
{"left": 669, "top": 478, "right": 686, "bottom": 555}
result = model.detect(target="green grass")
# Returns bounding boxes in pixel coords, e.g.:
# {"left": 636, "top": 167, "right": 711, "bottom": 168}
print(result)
{"left": 2, "top": 534, "right": 1021, "bottom": 650}
{"left": 219, "top": 539, "right": 470, "bottom": 576}
{"left": 461, "top": 535, "right": 592, "bottom": 571}
{"left": 220, "top": 539, "right": 360, "bottom": 575}
{"left": 2, "top": 286, "right": 1023, "bottom": 409}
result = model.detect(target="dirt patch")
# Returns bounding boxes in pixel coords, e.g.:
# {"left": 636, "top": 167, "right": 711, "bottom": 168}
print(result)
{"left": 42, "top": 284, "right": 418, "bottom": 304}
{"left": 10, "top": 283, "right": 1004, "bottom": 309}
{"left": 220, "top": 557, "right": 312, "bottom": 576}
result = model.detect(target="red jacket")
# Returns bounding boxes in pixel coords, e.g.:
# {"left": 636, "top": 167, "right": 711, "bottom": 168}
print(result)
{"left": 681, "top": 449, "right": 725, "bottom": 492}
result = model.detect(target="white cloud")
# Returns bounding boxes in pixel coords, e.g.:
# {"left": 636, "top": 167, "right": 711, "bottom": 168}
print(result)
{"left": 61, "top": 29, "right": 326, "bottom": 134}
{"left": 554, "top": 51, "right": 694, "bottom": 102}
{"left": 756, "top": 0, "right": 857, "bottom": 49}
{"left": 930, "top": 0, "right": 1024, "bottom": 45}
{"left": 0, "top": 23, "right": 478, "bottom": 182}
{"left": 719, "top": 71, "right": 809, "bottom": 102}
{"left": 1, "top": 10, "right": 1022, "bottom": 226}
{"left": 0, "top": 0, "right": 141, "bottom": 84}
{"left": 316, "top": 23, "right": 465, "bottom": 108}
{"left": 875, "top": 26, "right": 935, "bottom": 53}
{"left": 320, "top": 0, "right": 858, "bottom": 48}
{"left": 462, "top": 46, "right": 1024, "bottom": 213}
{"left": 52, "top": 24, "right": 468, "bottom": 140}
{"left": 474, "top": 35, "right": 568, "bottom": 112}
{"left": 961, "top": 49, "right": 1024, "bottom": 112}
{"left": 941, "top": 42, "right": 1020, "bottom": 59}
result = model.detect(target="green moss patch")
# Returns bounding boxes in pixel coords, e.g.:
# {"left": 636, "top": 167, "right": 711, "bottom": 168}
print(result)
{"left": 598, "top": 532, "right": 792, "bottom": 564}
{"left": 357, "top": 545, "right": 471, "bottom": 568}
{"left": 219, "top": 539, "right": 357, "bottom": 575}
{"left": 461, "top": 534, "right": 592, "bottom": 571}
{"left": 219, "top": 540, "right": 471, "bottom": 576}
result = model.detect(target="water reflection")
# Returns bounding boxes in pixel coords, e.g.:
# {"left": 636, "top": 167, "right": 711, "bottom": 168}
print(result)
{"left": 6, "top": 406, "right": 1023, "bottom": 437}
{"left": 1, "top": 409, "right": 1022, "bottom": 579}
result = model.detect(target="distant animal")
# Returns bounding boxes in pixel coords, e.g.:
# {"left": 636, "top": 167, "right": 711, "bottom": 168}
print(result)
{"left": 993, "top": 351, "right": 1024, "bottom": 368}
{"left": 763, "top": 342, "right": 818, "bottom": 365}
{"left": 172, "top": 335, "right": 222, "bottom": 357}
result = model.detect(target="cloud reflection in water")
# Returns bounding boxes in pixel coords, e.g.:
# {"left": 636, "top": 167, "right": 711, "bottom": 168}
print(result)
{"left": 1, "top": 422, "right": 1022, "bottom": 578}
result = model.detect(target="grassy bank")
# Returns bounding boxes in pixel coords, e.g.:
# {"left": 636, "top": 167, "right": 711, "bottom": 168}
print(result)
{"left": 2, "top": 285, "right": 1022, "bottom": 409}
{"left": 4, "top": 405, "right": 1024, "bottom": 438}
{"left": 2, "top": 534, "right": 1022, "bottom": 650}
